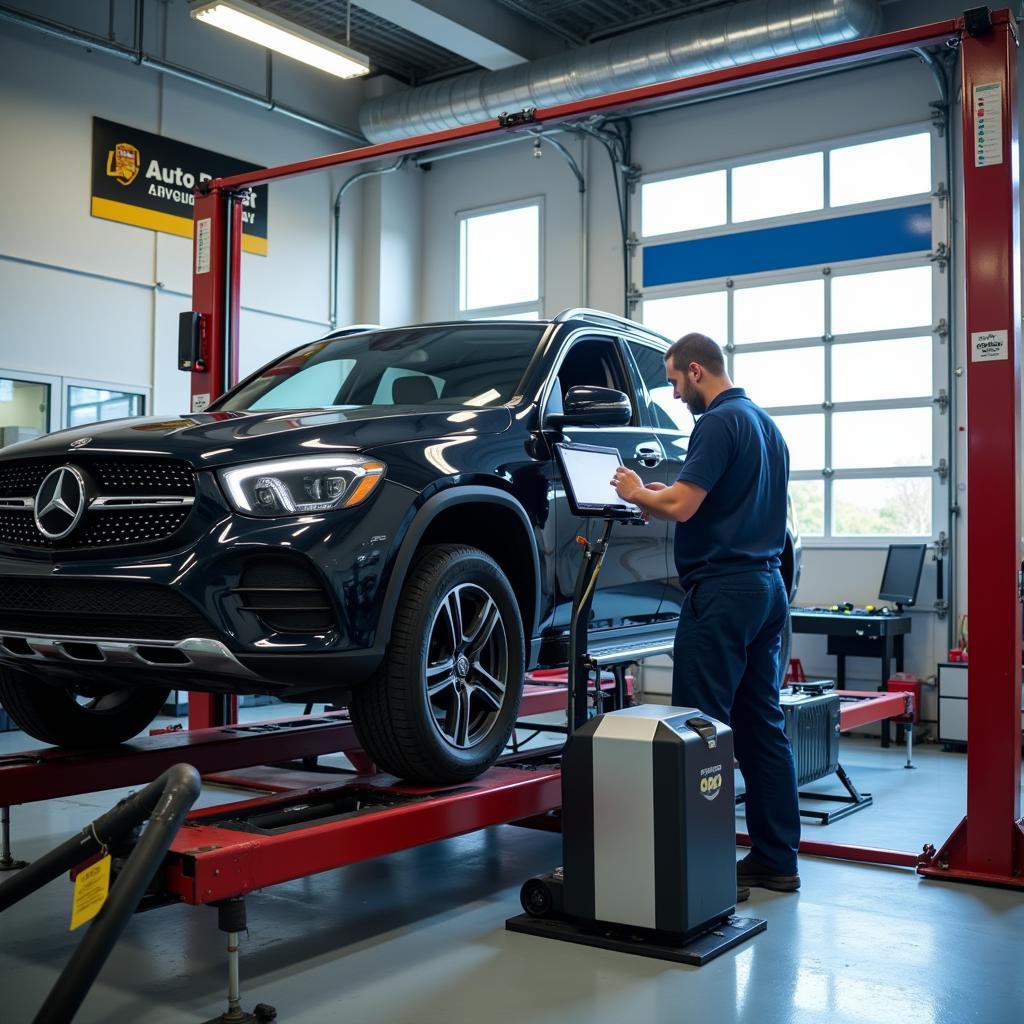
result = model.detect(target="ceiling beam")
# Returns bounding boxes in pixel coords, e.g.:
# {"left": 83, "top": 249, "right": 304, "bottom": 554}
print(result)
{"left": 356, "top": 0, "right": 561, "bottom": 69}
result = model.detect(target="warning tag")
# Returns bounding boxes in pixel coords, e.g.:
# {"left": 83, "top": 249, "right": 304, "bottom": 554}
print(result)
{"left": 191, "top": 392, "right": 211, "bottom": 413}
{"left": 70, "top": 854, "right": 112, "bottom": 931}
{"left": 971, "top": 329, "right": 1009, "bottom": 362}
{"left": 195, "top": 217, "right": 212, "bottom": 275}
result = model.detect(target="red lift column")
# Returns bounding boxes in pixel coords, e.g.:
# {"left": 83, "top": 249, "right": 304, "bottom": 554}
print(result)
{"left": 186, "top": 186, "right": 244, "bottom": 730}
{"left": 920, "top": 9, "right": 1024, "bottom": 886}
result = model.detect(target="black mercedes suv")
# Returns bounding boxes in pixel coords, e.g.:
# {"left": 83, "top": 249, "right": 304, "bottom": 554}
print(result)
{"left": 0, "top": 309, "right": 799, "bottom": 782}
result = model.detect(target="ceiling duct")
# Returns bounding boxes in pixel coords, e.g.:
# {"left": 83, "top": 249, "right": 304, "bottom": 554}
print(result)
{"left": 359, "top": 0, "right": 882, "bottom": 143}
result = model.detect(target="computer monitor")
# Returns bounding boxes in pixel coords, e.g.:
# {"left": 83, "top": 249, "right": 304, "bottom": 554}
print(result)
{"left": 878, "top": 543, "right": 926, "bottom": 609}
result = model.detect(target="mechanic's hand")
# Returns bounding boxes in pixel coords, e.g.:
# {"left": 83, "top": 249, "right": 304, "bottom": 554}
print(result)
{"left": 611, "top": 466, "right": 644, "bottom": 502}
{"left": 646, "top": 481, "right": 668, "bottom": 492}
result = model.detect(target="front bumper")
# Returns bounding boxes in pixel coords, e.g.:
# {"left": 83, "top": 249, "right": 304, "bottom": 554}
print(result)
{"left": 0, "top": 632, "right": 254, "bottom": 679}
{"left": 0, "top": 473, "right": 416, "bottom": 695}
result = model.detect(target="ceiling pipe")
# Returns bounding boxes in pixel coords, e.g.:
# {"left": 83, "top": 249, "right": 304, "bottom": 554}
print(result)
{"left": 360, "top": 0, "right": 882, "bottom": 143}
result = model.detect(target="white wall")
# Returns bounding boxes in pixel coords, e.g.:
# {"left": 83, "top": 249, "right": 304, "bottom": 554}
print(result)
{"left": 420, "top": 134, "right": 588, "bottom": 320}
{"left": 0, "top": 0, "right": 367, "bottom": 418}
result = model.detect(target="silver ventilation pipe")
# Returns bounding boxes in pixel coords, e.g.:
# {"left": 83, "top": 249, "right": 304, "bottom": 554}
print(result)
{"left": 360, "top": 0, "right": 882, "bottom": 143}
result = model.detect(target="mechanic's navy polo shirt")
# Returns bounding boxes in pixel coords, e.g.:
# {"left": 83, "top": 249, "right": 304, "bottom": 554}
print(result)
{"left": 674, "top": 387, "right": 789, "bottom": 588}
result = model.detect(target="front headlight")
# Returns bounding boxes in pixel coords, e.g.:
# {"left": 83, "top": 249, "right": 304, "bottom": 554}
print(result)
{"left": 218, "top": 455, "right": 386, "bottom": 517}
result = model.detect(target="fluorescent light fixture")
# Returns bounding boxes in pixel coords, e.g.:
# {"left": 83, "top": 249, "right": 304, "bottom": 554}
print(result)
{"left": 191, "top": 1, "right": 370, "bottom": 79}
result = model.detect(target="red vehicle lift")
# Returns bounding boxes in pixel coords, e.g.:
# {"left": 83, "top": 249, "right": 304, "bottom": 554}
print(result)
{"left": 183, "top": 8, "right": 1022, "bottom": 888}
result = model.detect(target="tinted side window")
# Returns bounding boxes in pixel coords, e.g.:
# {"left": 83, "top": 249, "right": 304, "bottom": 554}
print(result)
{"left": 553, "top": 337, "right": 637, "bottom": 424}
{"left": 628, "top": 341, "right": 694, "bottom": 434}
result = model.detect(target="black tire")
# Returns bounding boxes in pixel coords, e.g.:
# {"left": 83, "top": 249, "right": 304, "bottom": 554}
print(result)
{"left": 0, "top": 665, "right": 169, "bottom": 747}
{"left": 350, "top": 544, "right": 525, "bottom": 784}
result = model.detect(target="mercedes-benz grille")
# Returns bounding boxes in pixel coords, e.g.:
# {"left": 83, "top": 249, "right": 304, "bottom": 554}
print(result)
{"left": 0, "top": 456, "right": 195, "bottom": 550}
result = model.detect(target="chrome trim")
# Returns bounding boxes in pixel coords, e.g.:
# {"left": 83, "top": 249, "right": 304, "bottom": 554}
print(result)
{"left": 89, "top": 495, "right": 195, "bottom": 510}
{"left": 34, "top": 465, "right": 87, "bottom": 540}
{"left": 0, "top": 495, "right": 194, "bottom": 512}
{"left": 0, "top": 632, "right": 256, "bottom": 678}
{"left": 553, "top": 308, "right": 672, "bottom": 343}
{"left": 591, "top": 639, "right": 675, "bottom": 665}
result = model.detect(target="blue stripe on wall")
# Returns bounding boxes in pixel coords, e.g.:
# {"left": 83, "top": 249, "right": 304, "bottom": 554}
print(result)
{"left": 642, "top": 204, "right": 932, "bottom": 288}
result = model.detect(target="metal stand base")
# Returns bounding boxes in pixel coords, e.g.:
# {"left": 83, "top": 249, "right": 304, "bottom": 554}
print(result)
{"left": 797, "top": 764, "right": 873, "bottom": 824}
{"left": 201, "top": 1007, "right": 277, "bottom": 1024}
{"left": 202, "top": 898, "right": 277, "bottom": 1024}
{"left": 0, "top": 806, "right": 27, "bottom": 871}
{"left": 506, "top": 912, "right": 766, "bottom": 966}
{"left": 918, "top": 817, "right": 1024, "bottom": 890}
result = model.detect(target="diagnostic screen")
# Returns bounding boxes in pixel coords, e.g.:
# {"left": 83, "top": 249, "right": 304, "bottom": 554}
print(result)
{"left": 878, "top": 543, "right": 926, "bottom": 605}
{"left": 559, "top": 445, "right": 637, "bottom": 512}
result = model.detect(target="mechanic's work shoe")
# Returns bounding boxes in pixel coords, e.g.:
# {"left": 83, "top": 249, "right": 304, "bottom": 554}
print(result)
{"left": 736, "top": 884, "right": 751, "bottom": 904}
{"left": 736, "top": 853, "right": 800, "bottom": 892}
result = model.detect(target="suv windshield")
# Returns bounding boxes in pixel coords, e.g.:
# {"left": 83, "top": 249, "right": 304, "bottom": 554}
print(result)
{"left": 218, "top": 324, "right": 547, "bottom": 412}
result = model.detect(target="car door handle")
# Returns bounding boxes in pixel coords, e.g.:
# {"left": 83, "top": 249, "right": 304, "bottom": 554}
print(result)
{"left": 634, "top": 443, "right": 663, "bottom": 468}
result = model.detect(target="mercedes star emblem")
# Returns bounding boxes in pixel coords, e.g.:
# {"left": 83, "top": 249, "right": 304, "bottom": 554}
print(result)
{"left": 34, "top": 466, "right": 87, "bottom": 540}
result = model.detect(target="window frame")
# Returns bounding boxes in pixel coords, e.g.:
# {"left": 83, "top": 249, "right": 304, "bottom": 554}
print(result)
{"left": 0, "top": 368, "right": 61, "bottom": 436}
{"left": 63, "top": 377, "right": 149, "bottom": 429}
{"left": 457, "top": 196, "right": 545, "bottom": 320}
{"left": 636, "top": 121, "right": 937, "bottom": 245}
{"left": 632, "top": 122, "right": 947, "bottom": 548}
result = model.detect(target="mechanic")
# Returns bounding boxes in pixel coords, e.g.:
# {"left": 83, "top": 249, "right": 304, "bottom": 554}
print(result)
{"left": 611, "top": 332, "right": 801, "bottom": 894}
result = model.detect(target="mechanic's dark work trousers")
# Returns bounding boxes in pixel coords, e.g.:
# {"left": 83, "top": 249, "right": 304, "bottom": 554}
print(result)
{"left": 671, "top": 567, "right": 800, "bottom": 874}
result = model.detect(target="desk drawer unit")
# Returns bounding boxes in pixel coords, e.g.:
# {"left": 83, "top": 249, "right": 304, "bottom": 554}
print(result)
{"left": 937, "top": 662, "right": 1024, "bottom": 747}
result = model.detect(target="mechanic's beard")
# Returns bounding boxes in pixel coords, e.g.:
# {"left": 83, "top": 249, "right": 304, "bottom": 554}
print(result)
{"left": 683, "top": 382, "right": 707, "bottom": 416}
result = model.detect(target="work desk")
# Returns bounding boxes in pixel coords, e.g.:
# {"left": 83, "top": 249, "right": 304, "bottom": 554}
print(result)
{"left": 790, "top": 609, "right": 913, "bottom": 747}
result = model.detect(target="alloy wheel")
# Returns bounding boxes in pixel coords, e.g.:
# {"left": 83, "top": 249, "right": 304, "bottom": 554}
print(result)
{"left": 424, "top": 583, "right": 509, "bottom": 749}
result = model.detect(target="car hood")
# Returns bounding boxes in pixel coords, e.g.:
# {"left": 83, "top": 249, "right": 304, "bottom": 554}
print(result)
{"left": 0, "top": 406, "right": 514, "bottom": 469}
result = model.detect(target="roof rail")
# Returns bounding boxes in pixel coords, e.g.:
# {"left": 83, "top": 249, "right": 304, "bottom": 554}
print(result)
{"left": 551, "top": 307, "right": 673, "bottom": 343}
{"left": 321, "top": 324, "right": 383, "bottom": 339}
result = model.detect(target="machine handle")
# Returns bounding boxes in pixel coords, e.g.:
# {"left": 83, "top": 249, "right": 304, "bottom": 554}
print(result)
{"left": 685, "top": 716, "right": 718, "bottom": 749}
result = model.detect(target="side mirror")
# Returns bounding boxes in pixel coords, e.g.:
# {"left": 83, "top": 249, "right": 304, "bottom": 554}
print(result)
{"left": 549, "top": 386, "right": 632, "bottom": 428}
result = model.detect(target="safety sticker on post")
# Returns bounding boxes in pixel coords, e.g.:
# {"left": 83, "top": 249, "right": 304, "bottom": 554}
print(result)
{"left": 974, "top": 83, "right": 1003, "bottom": 167}
{"left": 971, "top": 330, "right": 1008, "bottom": 362}
{"left": 69, "top": 853, "right": 111, "bottom": 931}
{"left": 195, "top": 217, "right": 212, "bottom": 275}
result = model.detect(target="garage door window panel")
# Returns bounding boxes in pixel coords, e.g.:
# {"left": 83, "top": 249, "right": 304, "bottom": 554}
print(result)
{"left": 634, "top": 124, "right": 945, "bottom": 545}
{"left": 832, "top": 408, "right": 932, "bottom": 469}
{"left": 731, "top": 153, "right": 824, "bottom": 223}
{"left": 789, "top": 479, "right": 825, "bottom": 537}
{"left": 774, "top": 414, "right": 825, "bottom": 473}
{"left": 834, "top": 478, "right": 932, "bottom": 538}
{"left": 733, "top": 347, "right": 824, "bottom": 408}
{"left": 831, "top": 337, "right": 932, "bottom": 402}
{"left": 733, "top": 279, "right": 825, "bottom": 345}
{"left": 641, "top": 171, "right": 727, "bottom": 238}
{"left": 641, "top": 291, "right": 727, "bottom": 344}
{"left": 830, "top": 133, "right": 932, "bottom": 208}
{"left": 831, "top": 266, "right": 933, "bottom": 335}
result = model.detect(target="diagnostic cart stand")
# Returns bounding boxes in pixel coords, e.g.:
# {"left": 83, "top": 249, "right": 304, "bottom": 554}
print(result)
{"left": 507, "top": 444, "right": 766, "bottom": 964}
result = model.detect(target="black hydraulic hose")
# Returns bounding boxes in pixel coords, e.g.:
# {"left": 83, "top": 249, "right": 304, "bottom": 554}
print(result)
{"left": 0, "top": 763, "right": 202, "bottom": 1024}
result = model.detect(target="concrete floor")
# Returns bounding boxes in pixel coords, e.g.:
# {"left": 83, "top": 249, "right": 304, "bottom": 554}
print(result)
{"left": 1, "top": 712, "right": 1022, "bottom": 1024}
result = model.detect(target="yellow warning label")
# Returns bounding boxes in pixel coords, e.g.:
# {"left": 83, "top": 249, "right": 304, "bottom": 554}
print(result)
{"left": 70, "top": 854, "right": 112, "bottom": 931}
